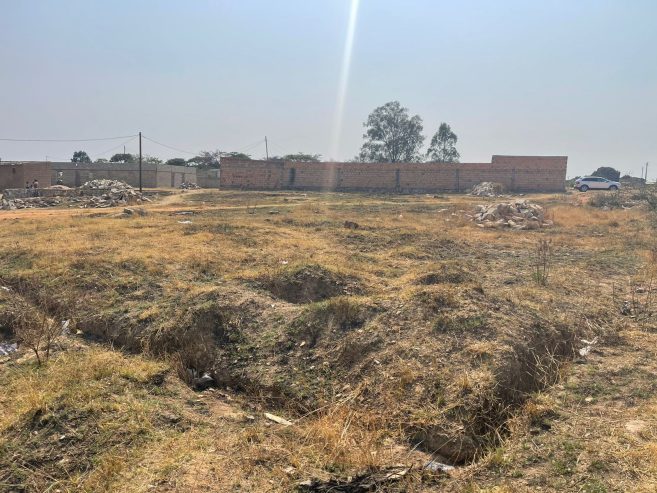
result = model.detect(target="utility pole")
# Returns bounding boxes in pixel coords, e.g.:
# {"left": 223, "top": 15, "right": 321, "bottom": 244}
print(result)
{"left": 139, "top": 131, "right": 142, "bottom": 193}
{"left": 645, "top": 162, "right": 649, "bottom": 183}
{"left": 265, "top": 136, "right": 269, "bottom": 160}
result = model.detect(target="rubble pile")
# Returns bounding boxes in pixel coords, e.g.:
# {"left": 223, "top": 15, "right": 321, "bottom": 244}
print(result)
{"left": 1, "top": 196, "right": 63, "bottom": 210}
{"left": 72, "top": 180, "right": 150, "bottom": 208}
{"left": 180, "top": 182, "right": 201, "bottom": 190}
{"left": 1, "top": 180, "right": 151, "bottom": 210}
{"left": 471, "top": 200, "right": 552, "bottom": 230}
{"left": 470, "top": 182, "right": 505, "bottom": 197}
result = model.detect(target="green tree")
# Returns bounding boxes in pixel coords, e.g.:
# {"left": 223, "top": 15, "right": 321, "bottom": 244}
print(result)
{"left": 143, "top": 155, "right": 162, "bottom": 165}
{"left": 95, "top": 158, "right": 108, "bottom": 163}
{"left": 109, "top": 153, "right": 136, "bottom": 163}
{"left": 71, "top": 151, "right": 91, "bottom": 163}
{"left": 166, "top": 158, "right": 187, "bottom": 167}
{"left": 426, "top": 123, "right": 460, "bottom": 163}
{"left": 592, "top": 166, "right": 621, "bottom": 181}
{"left": 282, "top": 152, "right": 322, "bottom": 162}
{"left": 221, "top": 152, "right": 252, "bottom": 160}
{"left": 359, "top": 101, "right": 424, "bottom": 163}
{"left": 187, "top": 150, "right": 220, "bottom": 169}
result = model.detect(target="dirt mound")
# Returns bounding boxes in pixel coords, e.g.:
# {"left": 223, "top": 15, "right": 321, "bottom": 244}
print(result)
{"left": 260, "top": 265, "right": 363, "bottom": 304}
{"left": 470, "top": 182, "right": 505, "bottom": 197}
{"left": 415, "top": 263, "right": 471, "bottom": 285}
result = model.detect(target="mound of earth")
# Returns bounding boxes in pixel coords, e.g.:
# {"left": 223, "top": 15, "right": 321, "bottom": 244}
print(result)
{"left": 259, "top": 264, "right": 363, "bottom": 304}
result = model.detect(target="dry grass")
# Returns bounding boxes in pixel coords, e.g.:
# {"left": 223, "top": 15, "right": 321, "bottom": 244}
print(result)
{"left": 1, "top": 188, "right": 656, "bottom": 491}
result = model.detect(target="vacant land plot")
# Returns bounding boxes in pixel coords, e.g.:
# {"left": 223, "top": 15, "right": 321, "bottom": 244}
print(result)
{"left": 1, "top": 189, "right": 656, "bottom": 492}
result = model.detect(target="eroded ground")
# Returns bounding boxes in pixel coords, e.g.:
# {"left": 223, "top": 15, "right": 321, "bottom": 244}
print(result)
{"left": 1, "top": 189, "right": 656, "bottom": 492}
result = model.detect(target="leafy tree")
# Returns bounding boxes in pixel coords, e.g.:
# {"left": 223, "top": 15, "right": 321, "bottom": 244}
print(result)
{"left": 166, "top": 158, "right": 187, "bottom": 167}
{"left": 187, "top": 150, "right": 220, "bottom": 169}
{"left": 282, "top": 152, "right": 322, "bottom": 162}
{"left": 143, "top": 155, "right": 162, "bottom": 165}
{"left": 221, "top": 152, "right": 252, "bottom": 160}
{"left": 359, "top": 101, "right": 424, "bottom": 163}
{"left": 95, "top": 158, "right": 108, "bottom": 163}
{"left": 592, "top": 166, "right": 621, "bottom": 181}
{"left": 110, "top": 153, "right": 136, "bottom": 163}
{"left": 71, "top": 150, "right": 91, "bottom": 163}
{"left": 427, "top": 123, "right": 460, "bottom": 163}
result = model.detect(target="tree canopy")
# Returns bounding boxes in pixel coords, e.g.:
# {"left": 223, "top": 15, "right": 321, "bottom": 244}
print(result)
{"left": 592, "top": 166, "right": 621, "bottom": 181}
{"left": 282, "top": 152, "right": 322, "bottom": 162}
{"left": 71, "top": 151, "right": 91, "bottom": 163}
{"left": 187, "top": 150, "right": 220, "bottom": 169}
{"left": 359, "top": 101, "right": 424, "bottom": 163}
{"left": 221, "top": 152, "right": 252, "bottom": 160}
{"left": 427, "top": 123, "right": 460, "bottom": 163}
{"left": 109, "top": 153, "right": 136, "bottom": 163}
{"left": 165, "top": 158, "right": 187, "bottom": 167}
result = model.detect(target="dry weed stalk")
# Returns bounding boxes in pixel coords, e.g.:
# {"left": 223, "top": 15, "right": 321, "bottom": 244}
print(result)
{"left": 14, "top": 307, "right": 62, "bottom": 366}
{"left": 533, "top": 238, "right": 553, "bottom": 286}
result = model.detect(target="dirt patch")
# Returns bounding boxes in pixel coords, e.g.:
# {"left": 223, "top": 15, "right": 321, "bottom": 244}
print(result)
{"left": 415, "top": 263, "right": 472, "bottom": 285}
{"left": 259, "top": 264, "right": 363, "bottom": 304}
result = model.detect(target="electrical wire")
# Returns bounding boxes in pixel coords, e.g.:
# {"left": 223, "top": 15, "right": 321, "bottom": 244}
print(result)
{"left": 0, "top": 134, "right": 137, "bottom": 142}
{"left": 91, "top": 136, "right": 138, "bottom": 159}
{"left": 141, "top": 135, "right": 196, "bottom": 155}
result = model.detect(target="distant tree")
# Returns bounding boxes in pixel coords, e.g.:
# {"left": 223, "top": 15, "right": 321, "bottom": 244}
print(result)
{"left": 221, "top": 152, "right": 252, "bottom": 160}
{"left": 592, "top": 166, "right": 621, "bottom": 181}
{"left": 282, "top": 152, "right": 322, "bottom": 162}
{"left": 426, "top": 123, "right": 460, "bottom": 163}
{"left": 359, "top": 101, "right": 424, "bottom": 163}
{"left": 110, "top": 153, "right": 136, "bottom": 163}
{"left": 71, "top": 151, "right": 91, "bottom": 163}
{"left": 187, "top": 150, "right": 220, "bottom": 169}
{"left": 143, "top": 155, "right": 162, "bottom": 165}
{"left": 166, "top": 158, "right": 187, "bottom": 167}
{"left": 95, "top": 158, "right": 109, "bottom": 163}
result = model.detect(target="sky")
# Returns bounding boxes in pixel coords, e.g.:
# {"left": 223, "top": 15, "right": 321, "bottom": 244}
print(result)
{"left": 1, "top": 0, "right": 656, "bottom": 178}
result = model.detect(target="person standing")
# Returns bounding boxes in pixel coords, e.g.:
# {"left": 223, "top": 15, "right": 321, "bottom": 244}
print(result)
{"left": 32, "top": 179, "right": 39, "bottom": 197}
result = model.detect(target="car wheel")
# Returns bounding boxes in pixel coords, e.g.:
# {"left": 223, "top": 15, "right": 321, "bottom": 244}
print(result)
{"left": 579, "top": 185, "right": 589, "bottom": 192}
{"left": 609, "top": 185, "right": 618, "bottom": 191}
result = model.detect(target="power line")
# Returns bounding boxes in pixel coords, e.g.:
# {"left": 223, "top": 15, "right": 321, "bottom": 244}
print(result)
{"left": 0, "top": 134, "right": 137, "bottom": 142}
{"left": 141, "top": 135, "right": 196, "bottom": 155}
{"left": 91, "top": 136, "right": 138, "bottom": 159}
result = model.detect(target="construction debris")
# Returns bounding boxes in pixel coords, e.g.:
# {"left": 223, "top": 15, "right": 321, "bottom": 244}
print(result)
{"left": 179, "top": 182, "right": 201, "bottom": 190}
{"left": 264, "top": 412, "right": 293, "bottom": 426}
{"left": 470, "top": 182, "right": 505, "bottom": 197}
{"left": 471, "top": 200, "right": 552, "bottom": 229}
{"left": 1, "top": 180, "right": 152, "bottom": 210}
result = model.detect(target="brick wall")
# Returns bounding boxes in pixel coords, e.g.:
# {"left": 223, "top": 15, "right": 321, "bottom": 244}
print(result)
{"left": 219, "top": 156, "right": 568, "bottom": 193}
{"left": 49, "top": 162, "right": 197, "bottom": 189}
{"left": 0, "top": 162, "right": 51, "bottom": 191}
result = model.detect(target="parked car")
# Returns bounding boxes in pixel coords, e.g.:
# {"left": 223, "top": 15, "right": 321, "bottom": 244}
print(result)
{"left": 574, "top": 176, "right": 621, "bottom": 192}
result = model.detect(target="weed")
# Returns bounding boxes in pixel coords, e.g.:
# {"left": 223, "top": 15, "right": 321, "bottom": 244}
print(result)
{"left": 533, "top": 238, "right": 552, "bottom": 286}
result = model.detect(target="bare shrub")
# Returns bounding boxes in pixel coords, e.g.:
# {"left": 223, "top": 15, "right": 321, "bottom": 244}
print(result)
{"left": 14, "top": 304, "right": 63, "bottom": 365}
{"left": 533, "top": 239, "right": 552, "bottom": 286}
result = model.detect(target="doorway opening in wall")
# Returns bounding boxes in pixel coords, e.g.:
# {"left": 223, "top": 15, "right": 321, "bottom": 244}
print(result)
{"left": 289, "top": 168, "right": 296, "bottom": 186}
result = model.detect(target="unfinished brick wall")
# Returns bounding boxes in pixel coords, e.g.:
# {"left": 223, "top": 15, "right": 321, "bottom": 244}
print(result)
{"left": 0, "top": 162, "right": 52, "bottom": 191}
{"left": 220, "top": 155, "right": 567, "bottom": 193}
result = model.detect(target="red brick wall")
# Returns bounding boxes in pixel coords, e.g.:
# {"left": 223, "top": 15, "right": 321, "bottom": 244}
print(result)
{"left": 219, "top": 156, "right": 567, "bottom": 193}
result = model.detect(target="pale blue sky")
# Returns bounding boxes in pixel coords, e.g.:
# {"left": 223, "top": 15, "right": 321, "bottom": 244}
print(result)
{"left": 1, "top": 0, "right": 655, "bottom": 177}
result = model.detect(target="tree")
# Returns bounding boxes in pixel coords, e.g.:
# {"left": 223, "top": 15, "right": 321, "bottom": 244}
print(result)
{"left": 71, "top": 151, "right": 91, "bottom": 163}
{"left": 282, "top": 152, "right": 322, "bottom": 162}
{"left": 143, "top": 155, "right": 162, "bottom": 165}
{"left": 592, "top": 166, "right": 621, "bottom": 181}
{"left": 187, "top": 150, "right": 220, "bottom": 169}
{"left": 359, "top": 101, "right": 424, "bottom": 163}
{"left": 427, "top": 123, "right": 460, "bottom": 163}
{"left": 166, "top": 158, "right": 187, "bottom": 167}
{"left": 110, "top": 153, "right": 136, "bottom": 163}
{"left": 95, "top": 158, "right": 109, "bottom": 163}
{"left": 222, "top": 152, "right": 252, "bottom": 160}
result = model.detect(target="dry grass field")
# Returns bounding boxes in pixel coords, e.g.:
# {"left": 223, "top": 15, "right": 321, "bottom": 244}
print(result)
{"left": 1, "top": 188, "right": 656, "bottom": 492}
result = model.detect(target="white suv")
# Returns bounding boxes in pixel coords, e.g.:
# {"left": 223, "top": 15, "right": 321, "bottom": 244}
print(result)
{"left": 574, "top": 176, "right": 621, "bottom": 192}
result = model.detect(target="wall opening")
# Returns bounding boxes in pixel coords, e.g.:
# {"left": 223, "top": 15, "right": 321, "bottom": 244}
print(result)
{"left": 289, "top": 168, "right": 296, "bottom": 186}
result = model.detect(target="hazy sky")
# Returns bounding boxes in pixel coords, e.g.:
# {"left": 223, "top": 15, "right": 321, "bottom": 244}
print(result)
{"left": 1, "top": 0, "right": 656, "bottom": 177}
